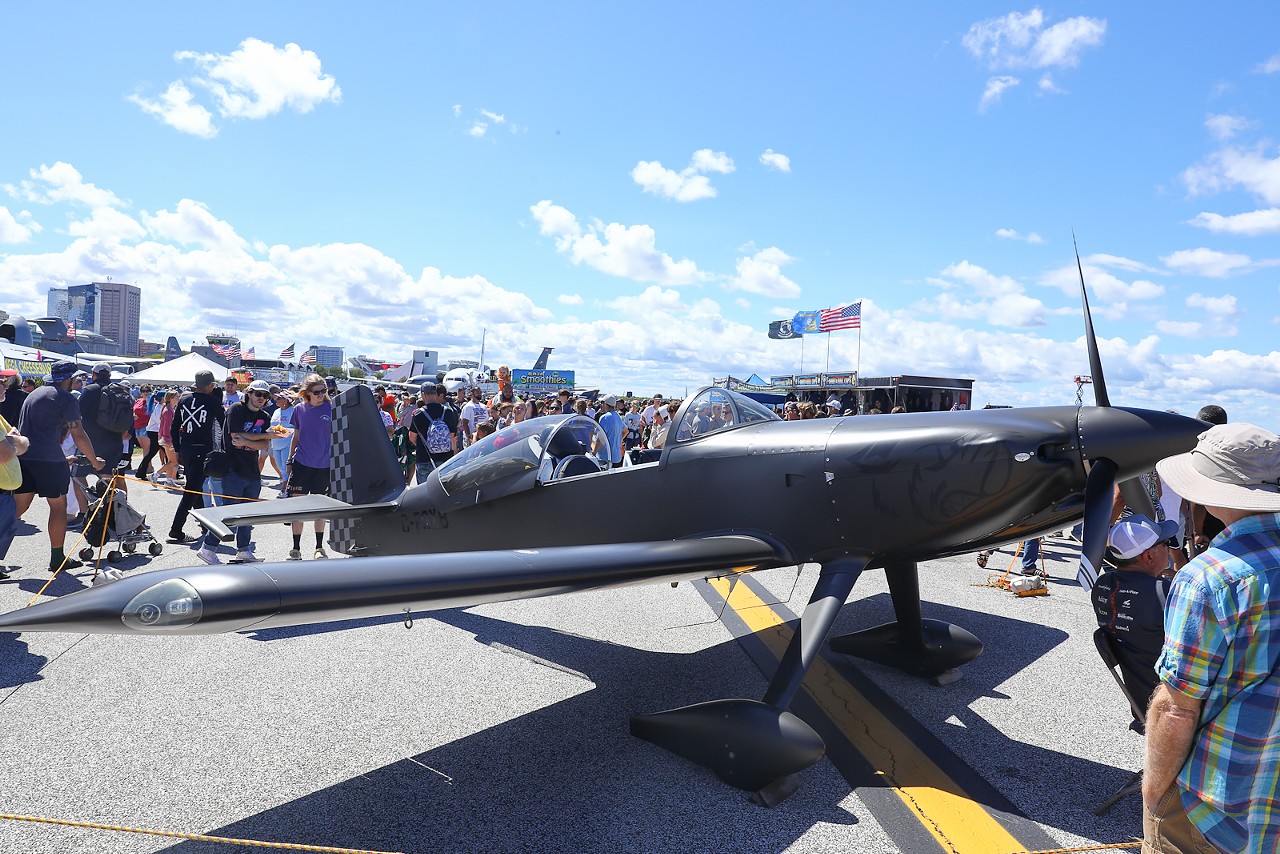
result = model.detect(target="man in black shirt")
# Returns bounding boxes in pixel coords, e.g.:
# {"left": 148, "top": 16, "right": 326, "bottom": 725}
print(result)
{"left": 167, "top": 370, "right": 223, "bottom": 545}
{"left": 1093, "top": 514, "right": 1178, "bottom": 709}
{"left": 196, "top": 379, "right": 271, "bottom": 564}
{"left": 409, "top": 383, "right": 459, "bottom": 484}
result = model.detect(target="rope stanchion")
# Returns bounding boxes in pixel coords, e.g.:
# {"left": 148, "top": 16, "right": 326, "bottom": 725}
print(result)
{"left": 0, "top": 812, "right": 407, "bottom": 853}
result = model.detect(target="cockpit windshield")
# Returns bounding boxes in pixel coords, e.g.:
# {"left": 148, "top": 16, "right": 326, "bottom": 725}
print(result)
{"left": 436, "top": 414, "right": 611, "bottom": 495}
{"left": 437, "top": 418, "right": 553, "bottom": 495}
{"left": 672, "top": 387, "right": 780, "bottom": 443}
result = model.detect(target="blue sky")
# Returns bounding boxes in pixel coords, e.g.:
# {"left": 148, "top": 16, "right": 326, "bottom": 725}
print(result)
{"left": 2, "top": 3, "right": 1278, "bottom": 425}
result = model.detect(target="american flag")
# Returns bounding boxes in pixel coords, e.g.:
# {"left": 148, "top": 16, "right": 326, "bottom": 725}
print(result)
{"left": 66, "top": 320, "right": 77, "bottom": 340}
{"left": 818, "top": 301, "right": 861, "bottom": 333}
{"left": 279, "top": 343, "right": 295, "bottom": 360}
{"left": 243, "top": 346, "right": 255, "bottom": 360}
{"left": 300, "top": 350, "right": 317, "bottom": 365}
{"left": 212, "top": 342, "right": 241, "bottom": 359}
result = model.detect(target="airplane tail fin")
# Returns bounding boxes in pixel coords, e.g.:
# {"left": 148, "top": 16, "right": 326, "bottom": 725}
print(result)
{"left": 531, "top": 347, "right": 554, "bottom": 371}
{"left": 329, "top": 384, "right": 405, "bottom": 554}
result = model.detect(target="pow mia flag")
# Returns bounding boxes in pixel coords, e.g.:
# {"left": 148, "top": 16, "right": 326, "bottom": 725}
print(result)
{"left": 768, "top": 319, "right": 803, "bottom": 340}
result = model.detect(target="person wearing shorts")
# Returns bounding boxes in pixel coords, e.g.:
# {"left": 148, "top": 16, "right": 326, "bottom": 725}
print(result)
{"left": 286, "top": 374, "right": 332, "bottom": 561}
{"left": 14, "top": 361, "right": 105, "bottom": 572}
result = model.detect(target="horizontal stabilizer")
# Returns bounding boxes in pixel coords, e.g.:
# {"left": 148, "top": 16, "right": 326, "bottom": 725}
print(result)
{"left": 193, "top": 495, "right": 398, "bottom": 541}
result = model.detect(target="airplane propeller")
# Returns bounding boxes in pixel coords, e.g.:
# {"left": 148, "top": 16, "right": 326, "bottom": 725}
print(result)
{"left": 1073, "top": 236, "right": 1162, "bottom": 590}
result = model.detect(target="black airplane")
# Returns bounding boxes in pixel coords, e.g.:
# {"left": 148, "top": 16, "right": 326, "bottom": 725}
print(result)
{"left": 0, "top": 274, "right": 1206, "bottom": 800}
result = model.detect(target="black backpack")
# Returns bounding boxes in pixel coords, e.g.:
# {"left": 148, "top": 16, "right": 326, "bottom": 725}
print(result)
{"left": 97, "top": 382, "right": 135, "bottom": 433}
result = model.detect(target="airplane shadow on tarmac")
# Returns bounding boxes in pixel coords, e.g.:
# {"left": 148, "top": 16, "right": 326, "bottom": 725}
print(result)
{"left": 166, "top": 597, "right": 1140, "bottom": 853}
{"left": 827, "top": 592, "right": 1144, "bottom": 843}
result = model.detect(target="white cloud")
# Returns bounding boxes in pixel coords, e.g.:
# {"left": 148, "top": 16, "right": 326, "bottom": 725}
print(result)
{"left": 1037, "top": 73, "right": 1064, "bottom": 94}
{"left": 940, "top": 260, "right": 1023, "bottom": 297}
{"left": 1031, "top": 16, "right": 1107, "bottom": 68}
{"left": 451, "top": 104, "right": 462, "bottom": 118}
{"left": 142, "top": 199, "right": 247, "bottom": 252}
{"left": 1162, "top": 248, "right": 1255, "bottom": 277}
{"left": 479, "top": 109, "right": 505, "bottom": 125}
{"left": 530, "top": 200, "right": 709, "bottom": 286}
{"left": 631, "top": 149, "right": 736, "bottom": 202}
{"left": 68, "top": 207, "right": 147, "bottom": 241}
{"left": 1204, "top": 113, "right": 1251, "bottom": 141}
{"left": 759, "top": 149, "right": 791, "bottom": 173}
{"left": 131, "top": 38, "right": 340, "bottom": 136}
{"left": 1182, "top": 145, "right": 1280, "bottom": 205}
{"left": 467, "top": 122, "right": 488, "bottom": 137}
{"left": 724, "top": 247, "right": 800, "bottom": 298}
{"left": 128, "top": 81, "right": 217, "bottom": 138}
{"left": 557, "top": 293, "right": 583, "bottom": 305}
{"left": 995, "top": 227, "right": 1044, "bottom": 243}
{"left": 1158, "top": 293, "right": 1239, "bottom": 338}
{"left": 1039, "top": 259, "right": 1165, "bottom": 320}
{"left": 5, "top": 162, "right": 124, "bottom": 209}
{"left": 0, "top": 207, "right": 35, "bottom": 243}
{"left": 1188, "top": 209, "right": 1280, "bottom": 236}
{"left": 963, "top": 9, "right": 1106, "bottom": 70}
{"left": 1256, "top": 54, "right": 1280, "bottom": 74}
{"left": 980, "top": 76, "right": 1020, "bottom": 112}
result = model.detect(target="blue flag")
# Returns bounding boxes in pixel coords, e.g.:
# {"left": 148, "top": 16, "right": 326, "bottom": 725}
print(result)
{"left": 791, "top": 310, "right": 821, "bottom": 334}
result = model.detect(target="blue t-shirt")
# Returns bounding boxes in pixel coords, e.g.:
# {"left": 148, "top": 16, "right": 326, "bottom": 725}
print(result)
{"left": 598, "top": 410, "right": 624, "bottom": 464}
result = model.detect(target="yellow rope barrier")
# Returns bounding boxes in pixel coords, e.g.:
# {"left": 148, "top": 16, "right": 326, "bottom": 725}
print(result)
{"left": 1015, "top": 841, "right": 1142, "bottom": 853}
{"left": 0, "top": 812, "right": 407, "bottom": 853}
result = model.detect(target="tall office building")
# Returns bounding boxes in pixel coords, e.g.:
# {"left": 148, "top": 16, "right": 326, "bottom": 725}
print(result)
{"left": 307, "top": 345, "right": 344, "bottom": 369}
{"left": 48, "top": 281, "right": 142, "bottom": 355}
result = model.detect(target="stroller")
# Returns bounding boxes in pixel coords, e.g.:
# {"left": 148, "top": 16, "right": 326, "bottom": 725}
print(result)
{"left": 74, "top": 471, "right": 163, "bottom": 565}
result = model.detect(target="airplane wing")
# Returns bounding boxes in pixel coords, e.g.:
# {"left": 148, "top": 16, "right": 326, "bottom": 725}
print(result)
{"left": 0, "top": 535, "right": 785, "bottom": 635}
{"left": 193, "top": 495, "right": 398, "bottom": 540}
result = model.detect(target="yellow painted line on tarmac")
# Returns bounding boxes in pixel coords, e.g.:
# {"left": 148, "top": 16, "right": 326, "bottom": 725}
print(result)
{"left": 709, "top": 577, "right": 1027, "bottom": 854}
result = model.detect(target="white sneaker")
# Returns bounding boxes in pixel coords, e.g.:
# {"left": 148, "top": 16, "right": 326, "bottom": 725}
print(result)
{"left": 233, "top": 549, "right": 259, "bottom": 563}
{"left": 287, "top": 549, "right": 302, "bottom": 561}
{"left": 313, "top": 548, "right": 328, "bottom": 560}
{"left": 196, "top": 547, "right": 221, "bottom": 565}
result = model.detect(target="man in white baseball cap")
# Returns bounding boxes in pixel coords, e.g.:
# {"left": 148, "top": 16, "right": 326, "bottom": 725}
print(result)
{"left": 1092, "top": 515, "right": 1180, "bottom": 711}
{"left": 1141, "top": 424, "right": 1280, "bottom": 852}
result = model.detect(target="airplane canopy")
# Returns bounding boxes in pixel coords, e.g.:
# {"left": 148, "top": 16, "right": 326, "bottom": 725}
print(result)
{"left": 671, "top": 387, "right": 780, "bottom": 444}
{"left": 437, "top": 414, "right": 608, "bottom": 499}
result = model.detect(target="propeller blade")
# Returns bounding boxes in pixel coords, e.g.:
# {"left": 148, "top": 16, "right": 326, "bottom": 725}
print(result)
{"left": 1077, "top": 457, "right": 1118, "bottom": 591}
{"left": 1118, "top": 476, "right": 1158, "bottom": 521}
{"left": 1074, "top": 233, "right": 1110, "bottom": 408}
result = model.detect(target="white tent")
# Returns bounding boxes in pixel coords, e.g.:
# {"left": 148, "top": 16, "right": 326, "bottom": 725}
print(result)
{"left": 125, "top": 352, "right": 230, "bottom": 386}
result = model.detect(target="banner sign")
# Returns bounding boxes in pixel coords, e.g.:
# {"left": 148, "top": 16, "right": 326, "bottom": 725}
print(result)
{"left": 3, "top": 358, "right": 51, "bottom": 380}
{"left": 825, "top": 372, "right": 855, "bottom": 386}
{"left": 513, "top": 369, "right": 576, "bottom": 392}
{"left": 793, "top": 374, "right": 822, "bottom": 388}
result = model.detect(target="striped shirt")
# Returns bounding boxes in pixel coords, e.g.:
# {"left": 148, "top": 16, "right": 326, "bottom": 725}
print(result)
{"left": 1156, "top": 511, "right": 1280, "bottom": 853}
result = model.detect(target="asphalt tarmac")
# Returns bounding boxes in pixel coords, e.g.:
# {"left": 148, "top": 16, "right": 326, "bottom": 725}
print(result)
{"left": 0, "top": 473, "right": 1146, "bottom": 853}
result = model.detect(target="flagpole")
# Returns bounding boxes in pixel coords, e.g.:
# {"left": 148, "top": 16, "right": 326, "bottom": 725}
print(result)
{"left": 799, "top": 334, "right": 804, "bottom": 373}
{"left": 825, "top": 332, "right": 831, "bottom": 375}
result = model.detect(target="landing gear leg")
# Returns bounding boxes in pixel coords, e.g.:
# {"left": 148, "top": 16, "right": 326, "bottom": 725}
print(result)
{"left": 829, "top": 559, "right": 983, "bottom": 678}
{"left": 630, "top": 556, "right": 867, "bottom": 798}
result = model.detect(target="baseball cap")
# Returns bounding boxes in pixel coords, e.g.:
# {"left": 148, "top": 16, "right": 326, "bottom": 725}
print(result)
{"left": 601, "top": 394, "right": 617, "bottom": 406}
{"left": 194, "top": 370, "right": 216, "bottom": 388}
{"left": 1107, "top": 514, "right": 1180, "bottom": 560}
{"left": 49, "top": 361, "right": 79, "bottom": 383}
{"left": 0, "top": 369, "right": 18, "bottom": 379}
{"left": 248, "top": 379, "right": 271, "bottom": 392}
{"left": 91, "top": 362, "right": 113, "bottom": 379}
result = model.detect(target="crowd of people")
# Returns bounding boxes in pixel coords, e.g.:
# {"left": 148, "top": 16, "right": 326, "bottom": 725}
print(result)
{"left": 4, "top": 363, "right": 1280, "bottom": 851}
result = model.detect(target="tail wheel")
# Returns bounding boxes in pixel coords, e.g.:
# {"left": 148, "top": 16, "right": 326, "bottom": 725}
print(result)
{"left": 148, "top": 542, "right": 163, "bottom": 556}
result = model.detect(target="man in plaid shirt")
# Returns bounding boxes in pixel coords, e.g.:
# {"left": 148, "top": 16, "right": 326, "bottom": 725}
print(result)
{"left": 1145, "top": 424, "right": 1280, "bottom": 853}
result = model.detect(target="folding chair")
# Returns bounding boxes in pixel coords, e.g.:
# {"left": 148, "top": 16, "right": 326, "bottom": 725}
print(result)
{"left": 1092, "top": 626, "right": 1147, "bottom": 815}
